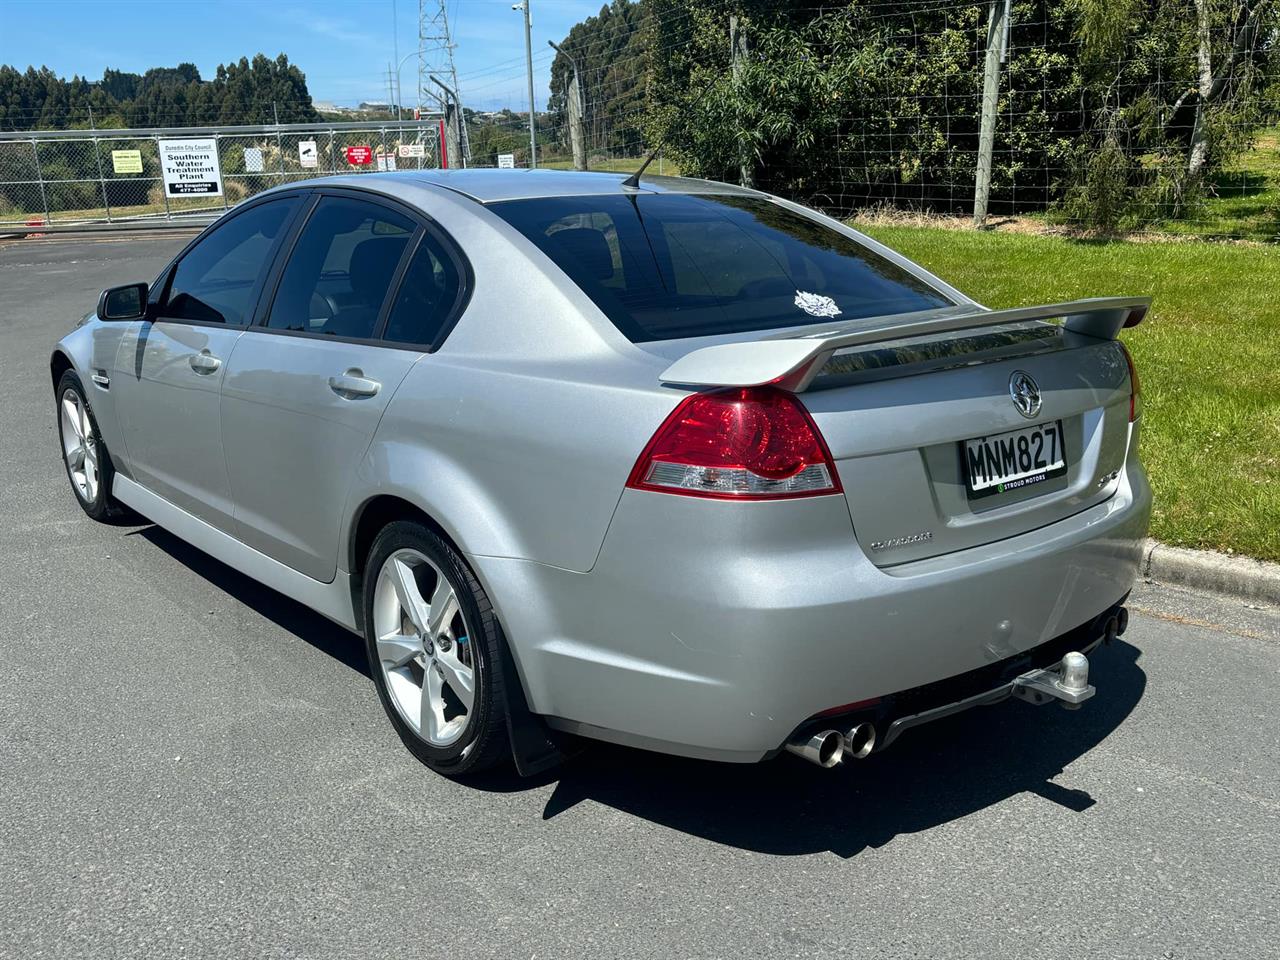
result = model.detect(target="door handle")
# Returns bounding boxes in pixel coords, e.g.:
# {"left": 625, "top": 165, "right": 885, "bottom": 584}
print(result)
{"left": 328, "top": 369, "right": 381, "bottom": 399}
{"left": 189, "top": 351, "right": 221, "bottom": 375}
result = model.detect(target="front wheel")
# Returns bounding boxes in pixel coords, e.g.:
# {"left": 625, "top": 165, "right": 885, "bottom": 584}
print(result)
{"left": 55, "top": 370, "right": 124, "bottom": 522}
{"left": 363, "top": 521, "right": 509, "bottom": 776}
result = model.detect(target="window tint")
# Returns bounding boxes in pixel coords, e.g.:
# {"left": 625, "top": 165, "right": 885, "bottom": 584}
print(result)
{"left": 383, "top": 232, "right": 463, "bottom": 347}
{"left": 489, "top": 194, "right": 954, "bottom": 342}
{"left": 267, "top": 196, "right": 415, "bottom": 340}
{"left": 163, "top": 199, "right": 296, "bottom": 325}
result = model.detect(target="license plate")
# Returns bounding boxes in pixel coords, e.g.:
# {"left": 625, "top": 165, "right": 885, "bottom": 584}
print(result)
{"left": 962, "top": 420, "right": 1067, "bottom": 499}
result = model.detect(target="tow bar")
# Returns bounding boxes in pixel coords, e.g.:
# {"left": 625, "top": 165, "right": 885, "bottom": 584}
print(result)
{"left": 1010, "top": 650, "right": 1095, "bottom": 709}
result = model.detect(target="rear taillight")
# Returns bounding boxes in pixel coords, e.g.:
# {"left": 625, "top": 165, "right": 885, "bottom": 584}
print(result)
{"left": 626, "top": 387, "right": 841, "bottom": 499}
{"left": 1120, "top": 342, "right": 1141, "bottom": 422}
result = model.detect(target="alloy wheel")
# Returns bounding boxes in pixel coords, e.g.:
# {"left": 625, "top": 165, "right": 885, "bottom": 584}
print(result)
{"left": 372, "top": 548, "right": 476, "bottom": 747}
{"left": 60, "top": 388, "right": 99, "bottom": 503}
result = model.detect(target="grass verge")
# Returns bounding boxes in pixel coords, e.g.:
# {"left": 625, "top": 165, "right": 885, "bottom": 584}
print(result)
{"left": 859, "top": 224, "right": 1280, "bottom": 561}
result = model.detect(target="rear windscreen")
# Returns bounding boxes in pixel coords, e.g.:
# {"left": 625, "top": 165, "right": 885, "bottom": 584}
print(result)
{"left": 488, "top": 193, "right": 953, "bottom": 342}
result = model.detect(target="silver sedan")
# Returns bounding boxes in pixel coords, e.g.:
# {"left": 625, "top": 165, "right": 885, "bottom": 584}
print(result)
{"left": 51, "top": 170, "right": 1151, "bottom": 776}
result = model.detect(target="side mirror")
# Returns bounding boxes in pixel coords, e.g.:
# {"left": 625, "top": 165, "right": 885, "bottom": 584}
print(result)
{"left": 97, "top": 282, "right": 149, "bottom": 321}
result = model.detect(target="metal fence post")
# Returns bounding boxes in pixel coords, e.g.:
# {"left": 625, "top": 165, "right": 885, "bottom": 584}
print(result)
{"left": 273, "top": 102, "right": 286, "bottom": 181}
{"left": 31, "top": 139, "right": 50, "bottom": 224}
{"left": 330, "top": 130, "right": 337, "bottom": 174}
{"left": 157, "top": 136, "right": 172, "bottom": 221}
{"left": 217, "top": 134, "right": 229, "bottom": 210}
{"left": 92, "top": 136, "right": 113, "bottom": 222}
{"left": 730, "top": 15, "right": 754, "bottom": 188}
{"left": 973, "top": 0, "right": 1008, "bottom": 228}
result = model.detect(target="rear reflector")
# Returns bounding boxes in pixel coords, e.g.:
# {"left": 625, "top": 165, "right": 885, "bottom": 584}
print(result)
{"left": 627, "top": 387, "right": 841, "bottom": 499}
{"left": 1120, "top": 343, "right": 1141, "bottom": 422}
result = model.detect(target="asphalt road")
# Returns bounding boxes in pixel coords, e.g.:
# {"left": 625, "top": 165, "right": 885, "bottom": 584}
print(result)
{"left": 2, "top": 234, "right": 1278, "bottom": 960}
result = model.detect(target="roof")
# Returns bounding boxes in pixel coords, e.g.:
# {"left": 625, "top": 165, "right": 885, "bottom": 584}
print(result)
{"left": 316, "top": 168, "right": 765, "bottom": 204}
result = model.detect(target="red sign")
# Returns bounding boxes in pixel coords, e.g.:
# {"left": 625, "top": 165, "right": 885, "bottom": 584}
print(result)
{"left": 345, "top": 145, "right": 373, "bottom": 165}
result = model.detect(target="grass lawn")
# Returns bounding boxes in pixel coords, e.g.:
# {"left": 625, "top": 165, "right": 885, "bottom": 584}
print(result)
{"left": 859, "top": 224, "right": 1280, "bottom": 561}
{"left": 542, "top": 156, "right": 683, "bottom": 177}
{"left": 1162, "top": 127, "right": 1280, "bottom": 243}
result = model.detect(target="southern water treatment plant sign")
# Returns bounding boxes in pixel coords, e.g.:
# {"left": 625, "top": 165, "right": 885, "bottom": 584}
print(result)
{"left": 158, "top": 138, "right": 223, "bottom": 197}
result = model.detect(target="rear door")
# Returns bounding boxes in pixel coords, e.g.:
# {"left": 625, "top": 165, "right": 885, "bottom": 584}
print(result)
{"left": 113, "top": 196, "right": 300, "bottom": 529}
{"left": 220, "top": 191, "right": 467, "bottom": 582}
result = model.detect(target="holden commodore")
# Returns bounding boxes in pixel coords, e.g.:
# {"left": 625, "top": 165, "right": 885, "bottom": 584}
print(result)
{"left": 50, "top": 170, "right": 1150, "bottom": 776}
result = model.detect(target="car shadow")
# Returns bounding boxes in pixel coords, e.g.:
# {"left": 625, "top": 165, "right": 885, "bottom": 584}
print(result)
{"left": 127, "top": 520, "right": 1145, "bottom": 858}
{"left": 489, "top": 639, "right": 1147, "bottom": 858}
{"left": 131, "top": 523, "right": 371, "bottom": 678}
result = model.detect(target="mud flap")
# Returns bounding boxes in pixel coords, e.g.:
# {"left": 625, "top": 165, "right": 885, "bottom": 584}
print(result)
{"left": 499, "top": 635, "right": 579, "bottom": 777}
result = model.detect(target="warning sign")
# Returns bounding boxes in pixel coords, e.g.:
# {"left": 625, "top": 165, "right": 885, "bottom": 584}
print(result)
{"left": 158, "top": 138, "right": 222, "bottom": 197}
{"left": 298, "top": 140, "right": 318, "bottom": 168}
{"left": 111, "top": 149, "right": 143, "bottom": 175}
{"left": 497, "top": 153, "right": 515, "bottom": 169}
{"left": 345, "top": 145, "right": 373, "bottom": 165}
{"left": 398, "top": 143, "right": 425, "bottom": 159}
{"left": 243, "top": 147, "right": 264, "bottom": 173}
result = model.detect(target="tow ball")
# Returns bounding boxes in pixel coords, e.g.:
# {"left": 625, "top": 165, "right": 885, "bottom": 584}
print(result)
{"left": 1011, "top": 651, "right": 1095, "bottom": 710}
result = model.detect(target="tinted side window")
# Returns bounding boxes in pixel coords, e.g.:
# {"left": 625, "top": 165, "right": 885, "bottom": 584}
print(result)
{"left": 267, "top": 196, "right": 415, "bottom": 340}
{"left": 163, "top": 199, "right": 296, "bottom": 325}
{"left": 383, "top": 232, "right": 463, "bottom": 347}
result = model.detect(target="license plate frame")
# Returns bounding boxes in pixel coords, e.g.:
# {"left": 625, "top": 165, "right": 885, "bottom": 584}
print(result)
{"left": 961, "top": 420, "right": 1067, "bottom": 500}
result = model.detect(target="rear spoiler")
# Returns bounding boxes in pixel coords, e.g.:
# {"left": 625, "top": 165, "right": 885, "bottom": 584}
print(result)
{"left": 659, "top": 297, "right": 1150, "bottom": 391}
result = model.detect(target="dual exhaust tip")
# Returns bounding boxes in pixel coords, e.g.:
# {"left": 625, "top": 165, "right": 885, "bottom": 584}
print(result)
{"left": 785, "top": 722, "right": 876, "bottom": 768}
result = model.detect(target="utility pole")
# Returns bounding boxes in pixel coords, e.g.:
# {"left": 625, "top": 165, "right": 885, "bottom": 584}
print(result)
{"left": 548, "top": 40, "right": 585, "bottom": 170}
{"left": 972, "top": 0, "right": 1009, "bottom": 228}
{"left": 729, "top": 15, "right": 753, "bottom": 188}
{"left": 430, "top": 74, "right": 463, "bottom": 171}
{"left": 515, "top": 1, "right": 537, "bottom": 168}
{"left": 392, "top": 0, "right": 401, "bottom": 121}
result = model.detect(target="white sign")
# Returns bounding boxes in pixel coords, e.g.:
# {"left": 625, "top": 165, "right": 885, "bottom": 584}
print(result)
{"left": 243, "top": 147, "right": 264, "bottom": 173}
{"left": 398, "top": 143, "right": 425, "bottom": 159}
{"left": 158, "top": 138, "right": 222, "bottom": 197}
{"left": 298, "top": 140, "right": 318, "bottom": 169}
{"left": 498, "top": 153, "right": 515, "bottom": 169}
{"left": 376, "top": 152, "right": 397, "bottom": 172}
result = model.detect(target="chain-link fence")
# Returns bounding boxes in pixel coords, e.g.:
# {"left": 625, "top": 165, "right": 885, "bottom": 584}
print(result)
{"left": 0, "top": 120, "right": 449, "bottom": 230}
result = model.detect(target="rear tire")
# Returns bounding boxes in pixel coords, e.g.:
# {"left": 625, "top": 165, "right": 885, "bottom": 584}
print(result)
{"left": 363, "top": 521, "right": 509, "bottom": 776}
{"left": 55, "top": 370, "right": 125, "bottom": 522}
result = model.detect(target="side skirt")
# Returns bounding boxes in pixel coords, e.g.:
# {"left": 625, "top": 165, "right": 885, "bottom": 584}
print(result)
{"left": 112, "top": 475, "right": 360, "bottom": 632}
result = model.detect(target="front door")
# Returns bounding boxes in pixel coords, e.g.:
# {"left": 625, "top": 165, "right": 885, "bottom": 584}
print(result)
{"left": 221, "top": 194, "right": 425, "bottom": 582}
{"left": 112, "top": 197, "right": 299, "bottom": 530}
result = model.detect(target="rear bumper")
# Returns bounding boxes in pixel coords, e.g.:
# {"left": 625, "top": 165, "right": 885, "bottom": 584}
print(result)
{"left": 792, "top": 599, "right": 1125, "bottom": 760}
{"left": 473, "top": 452, "right": 1152, "bottom": 763}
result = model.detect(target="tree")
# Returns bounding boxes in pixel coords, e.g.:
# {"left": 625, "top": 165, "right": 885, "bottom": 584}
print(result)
{"left": 637, "top": 0, "right": 1280, "bottom": 228}
{"left": 0, "top": 53, "right": 320, "bottom": 130}
{"left": 548, "top": 0, "right": 650, "bottom": 157}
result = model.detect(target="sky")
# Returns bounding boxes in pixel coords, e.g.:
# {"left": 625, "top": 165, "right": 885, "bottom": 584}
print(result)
{"left": 0, "top": 0, "right": 605, "bottom": 111}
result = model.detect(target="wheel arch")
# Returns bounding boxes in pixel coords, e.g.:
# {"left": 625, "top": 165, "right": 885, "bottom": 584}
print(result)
{"left": 50, "top": 348, "right": 75, "bottom": 393}
{"left": 347, "top": 494, "right": 459, "bottom": 589}
{"left": 345, "top": 491, "right": 570, "bottom": 775}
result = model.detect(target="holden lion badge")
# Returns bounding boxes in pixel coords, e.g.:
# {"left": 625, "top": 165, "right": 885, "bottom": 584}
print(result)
{"left": 794, "top": 290, "right": 842, "bottom": 319}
